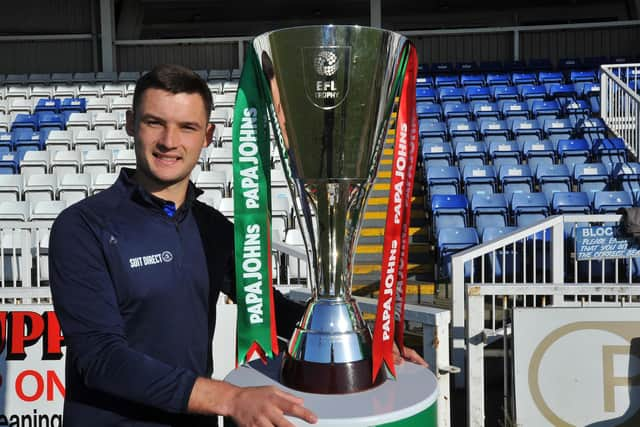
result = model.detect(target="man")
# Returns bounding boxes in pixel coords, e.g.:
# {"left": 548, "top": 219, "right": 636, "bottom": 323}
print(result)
{"left": 50, "top": 64, "right": 317, "bottom": 427}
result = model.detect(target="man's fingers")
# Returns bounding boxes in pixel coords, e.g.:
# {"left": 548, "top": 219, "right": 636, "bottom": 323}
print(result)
{"left": 272, "top": 388, "right": 318, "bottom": 424}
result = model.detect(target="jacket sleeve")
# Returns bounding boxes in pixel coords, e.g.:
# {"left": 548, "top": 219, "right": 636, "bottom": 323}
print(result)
{"left": 49, "top": 207, "right": 196, "bottom": 414}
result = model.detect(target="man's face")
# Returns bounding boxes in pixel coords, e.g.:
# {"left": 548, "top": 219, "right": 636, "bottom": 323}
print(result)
{"left": 126, "top": 88, "right": 213, "bottom": 188}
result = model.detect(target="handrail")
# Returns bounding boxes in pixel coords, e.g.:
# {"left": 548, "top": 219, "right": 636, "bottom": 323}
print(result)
{"left": 601, "top": 63, "right": 640, "bottom": 158}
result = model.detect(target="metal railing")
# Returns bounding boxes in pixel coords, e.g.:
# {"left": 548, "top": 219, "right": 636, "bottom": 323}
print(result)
{"left": 601, "top": 63, "right": 640, "bottom": 159}
{"left": 449, "top": 213, "right": 640, "bottom": 427}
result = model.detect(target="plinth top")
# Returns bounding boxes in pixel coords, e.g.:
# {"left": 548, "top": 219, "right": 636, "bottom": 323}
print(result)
{"left": 224, "top": 356, "right": 438, "bottom": 426}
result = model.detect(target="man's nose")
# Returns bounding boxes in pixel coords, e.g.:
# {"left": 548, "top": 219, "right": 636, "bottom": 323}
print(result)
{"left": 158, "top": 126, "right": 180, "bottom": 149}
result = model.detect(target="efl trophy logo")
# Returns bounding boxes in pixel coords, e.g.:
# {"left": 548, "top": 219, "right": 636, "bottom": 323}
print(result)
{"left": 303, "top": 46, "right": 350, "bottom": 109}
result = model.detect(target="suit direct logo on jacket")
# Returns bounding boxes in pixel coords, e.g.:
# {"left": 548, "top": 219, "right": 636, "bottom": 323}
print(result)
{"left": 129, "top": 251, "right": 174, "bottom": 268}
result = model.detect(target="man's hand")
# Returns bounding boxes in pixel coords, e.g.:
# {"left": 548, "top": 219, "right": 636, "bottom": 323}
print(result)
{"left": 187, "top": 377, "right": 317, "bottom": 426}
{"left": 227, "top": 385, "right": 317, "bottom": 427}
{"left": 392, "top": 343, "right": 429, "bottom": 367}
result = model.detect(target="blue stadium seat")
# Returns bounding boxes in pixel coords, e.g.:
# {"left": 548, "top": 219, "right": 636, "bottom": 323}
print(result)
{"left": 499, "top": 100, "right": 529, "bottom": 119}
{"left": 557, "top": 138, "right": 591, "bottom": 170}
{"left": 471, "top": 101, "right": 500, "bottom": 120}
{"left": 448, "top": 119, "right": 479, "bottom": 143}
{"left": 417, "top": 103, "right": 443, "bottom": 121}
{"left": 500, "top": 164, "right": 533, "bottom": 202}
{"left": 564, "top": 99, "right": 592, "bottom": 127}
{"left": 471, "top": 193, "right": 508, "bottom": 236}
{"left": 0, "top": 152, "right": 20, "bottom": 174}
{"left": 460, "top": 74, "right": 485, "bottom": 87}
{"left": 505, "top": 60, "right": 527, "bottom": 72}
{"left": 551, "top": 191, "right": 591, "bottom": 214}
{"left": 485, "top": 73, "right": 511, "bottom": 86}
{"left": 431, "top": 194, "right": 469, "bottom": 236}
{"left": 416, "top": 87, "right": 438, "bottom": 103}
{"left": 538, "top": 71, "right": 563, "bottom": 85}
{"left": 0, "top": 132, "right": 13, "bottom": 152}
{"left": 480, "top": 119, "right": 510, "bottom": 141}
{"left": 573, "top": 162, "right": 610, "bottom": 204}
{"left": 593, "top": 190, "right": 633, "bottom": 213}
{"left": 512, "top": 72, "right": 537, "bottom": 86}
{"left": 34, "top": 99, "right": 61, "bottom": 114}
{"left": 536, "top": 163, "right": 571, "bottom": 202}
{"left": 511, "top": 192, "right": 549, "bottom": 227}
{"left": 421, "top": 142, "right": 453, "bottom": 168}
{"left": 426, "top": 165, "right": 460, "bottom": 196}
{"left": 434, "top": 75, "right": 458, "bottom": 88}
{"left": 436, "top": 227, "right": 479, "bottom": 280}
{"left": 531, "top": 100, "right": 561, "bottom": 121}
{"left": 579, "top": 83, "right": 600, "bottom": 114}
{"left": 577, "top": 118, "right": 607, "bottom": 145}
{"left": 10, "top": 114, "right": 38, "bottom": 131}
{"left": 547, "top": 83, "right": 578, "bottom": 108}
{"left": 439, "top": 87, "right": 465, "bottom": 103}
{"left": 416, "top": 76, "right": 433, "bottom": 88}
{"left": 511, "top": 118, "right": 543, "bottom": 143}
{"left": 518, "top": 84, "right": 547, "bottom": 101}
{"left": 60, "top": 98, "right": 87, "bottom": 113}
{"left": 443, "top": 102, "right": 472, "bottom": 120}
{"left": 419, "top": 120, "right": 447, "bottom": 143}
{"left": 489, "top": 140, "right": 521, "bottom": 170}
{"left": 36, "top": 112, "right": 65, "bottom": 133}
{"left": 592, "top": 137, "right": 627, "bottom": 166}
{"left": 417, "top": 64, "right": 429, "bottom": 77}
{"left": 611, "top": 162, "right": 640, "bottom": 201}
{"left": 523, "top": 139, "right": 555, "bottom": 173}
{"left": 464, "top": 86, "right": 491, "bottom": 102}
{"left": 481, "top": 226, "right": 518, "bottom": 280}
{"left": 455, "top": 140, "right": 486, "bottom": 169}
{"left": 491, "top": 85, "right": 519, "bottom": 101}
{"left": 542, "top": 118, "right": 573, "bottom": 146}
{"left": 462, "top": 164, "right": 495, "bottom": 196}
{"left": 13, "top": 130, "right": 44, "bottom": 156}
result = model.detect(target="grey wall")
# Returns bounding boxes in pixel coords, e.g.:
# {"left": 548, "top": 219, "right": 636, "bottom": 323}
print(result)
{"left": 116, "top": 42, "right": 238, "bottom": 72}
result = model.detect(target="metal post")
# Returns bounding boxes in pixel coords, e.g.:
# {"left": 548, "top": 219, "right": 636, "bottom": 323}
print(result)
{"left": 513, "top": 29, "right": 520, "bottom": 61}
{"left": 99, "top": 0, "right": 115, "bottom": 72}
{"left": 238, "top": 41, "right": 245, "bottom": 70}
{"left": 466, "top": 290, "right": 485, "bottom": 427}
{"left": 452, "top": 255, "right": 466, "bottom": 389}
{"left": 370, "top": 0, "right": 382, "bottom": 28}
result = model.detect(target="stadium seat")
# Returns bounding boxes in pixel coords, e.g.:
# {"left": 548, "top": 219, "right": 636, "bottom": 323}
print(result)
{"left": 512, "top": 72, "right": 537, "bottom": 86}
{"left": 499, "top": 100, "right": 529, "bottom": 119}
{"left": 93, "top": 112, "right": 119, "bottom": 131}
{"left": 58, "top": 173, "right": 92, "bottom": 205}
{"left": 419, "top": 121, "right": 447, "bottom": 144}
{"left": 443, "top": 102, "right": 471, "bottom": 120}
{"left": 518, "top": 84, "right": 546, "bottom": 101}
{"left": 0, "top": 152, "right": 20, "bottom": 174}
{"left": 195, "top": 171, "right": 228, "bottom": 202}
{"left": 416, "top": 76, "right": 433, "bottom": 88}
{"left": 462, "top": 164, "right": 496, "bottom": 196}
{"left": 416, "top": 88, "right": 438, "bottom": 103}
{"left": 34, "top": 99, "right": 61, "bottom": 114}
{"left": 78, "top": 84, "right": 102, "bottom": 98}
{"left": 109, "top": 96, "right": 132, "bottom": 112}
{"left": 480, "top": 119, "right": 509, "bottom": 142}
{"left": 535, "top": 163, "right": 571, "bottom": 202}
{"left": 574, "top": 162, "right": 610, "bottom": 203}
{"left": 73, "top": 130, "right": 102, "bottom": 151}
{"left": 489, "top": 140, "right": 521, "bottom": 170}
{"left": 610, "top": 162, "right": 640, "bottom": 201}
{"left": 431, "top": 63, "right": 453, "bottom": 75}
{"left": 593, "top": 191, "right": 633, "bottom": 213}
{"left": 91, "top": 172, "right": 118, "bottom": 194}
{"left": 431, "top": 194, "right": 469, "bottom": 237}
{"left": 511, "top": 192, "right": 549, "bottom": 227}
{"left": 82, "top": 150, "right": 112, "bottom": 175}
{"left": 479, "top": 61, "right": 504, "bottom": 73}
{"left": 485, "top": 73, "right": 511, "bottom": 86}
{"left": 113, "top": 149, "right": 136, "bottom": 172}
{"left": 538, "top": 71, "right": 563, "bottom": 86}
{"left": 592, "top": 137, "right": 627, "bottom": 166}
{"left": 102, "top": 129, "right": 131, "bottom": 150}
{"left": 556, "top": 138, "right": 591, "bottom": 170}
{"left": 448, "top": 119, "right": 478, "bottom": 143}
{"left": 455, "top": 141, "right": 486, "bottom": 169}
{"left": 471, "top": 193, "right": 508, "bottom": 236}
{"left": 45, "top": 130, "right": 73, "bottom": 151}
{"left": 551, "top": 191, "right": 591, "bottom": 214}
{"left": 66, "top": 112, "right": 91, "bottom": 131}
{"left": 30, "top": 200, "right": 67, "bottom": 221}
{"left": 416, "top": 103, "right": 442, "bottom": 121}
{"left": 0, "top": 201, "right": 30, "bottom": 221}
{"left": 436, "top": 227, "right": 479, "bottom": 280}
{"left": 426, "top": 165, "right": 460, "bottom": 197}
{"left": 24, "top": 174, "right": 57, "bottom": 203}
{"left": 548, "top": 83, "right": 577, "bottom": 107}
{"left": 529, "top": 58, "right": 553, "bottom": 71}
{"left": 530, "top": 100, "right": 561, "bottom": 121}
{"left": 577, "top": 117, "right": 607, "bottom": 145}
{"left": 460, "top": 74, "right": 485, "bottom": 88}
{"left": 60, "top": 98, "right": 87, "bottom": 114}
{"left": 500, "top": 164, "right": 533, "bottom": 202}
{"left": 464, "top": 86, "right": 491, "bottom": 102}
{"left": 481, "top": 226, "right": 518, "bottom": 280}
{"left": 511, "top": 118, "right": 542, "bottom": 143}
{"left": 471, "top": 101, "right": 500, "bottom": 120}
{"left": 36, "top": 112, "right": 65, "bottom": 133}
{"left": 10, "top": 114, "right": 37, "bottom": 131}
{"left": 0, "top": 175, "right": 23, "bottom": 202}
{"left": 434, "top": 75, "right": 458, "bottom": 88}
{"left": 542, "top": 118, "right": 573, "bottom": 146}
{"left": 20, "top": 150, "right": 50, "bottom": 177}
{"left": 522, "top": 139, "right": 555, "bottom": 173}
{"left": 421, "top": 142, "right": 453, "bottom": 168}
{"left": 491, "top": 85, "right": 518, "bottom": 101}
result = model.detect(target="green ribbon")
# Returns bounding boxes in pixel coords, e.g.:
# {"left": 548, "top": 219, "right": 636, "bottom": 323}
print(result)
{"left": 232, "top": 48, "right": 276, "bottom": 365}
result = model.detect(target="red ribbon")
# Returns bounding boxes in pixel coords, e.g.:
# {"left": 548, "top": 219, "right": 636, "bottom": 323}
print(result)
{"left": 372, "top": 46, "right": 419, "bottom": 381}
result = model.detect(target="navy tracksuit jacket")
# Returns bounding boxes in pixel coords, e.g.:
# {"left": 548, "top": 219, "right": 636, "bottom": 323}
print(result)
{"left": 49, "top": 169, "right": 303, "bottom": 426}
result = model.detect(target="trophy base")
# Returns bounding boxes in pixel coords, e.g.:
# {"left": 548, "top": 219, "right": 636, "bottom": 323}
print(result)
{"left": 281, "top": 351, "right": 385, "bottom": 394}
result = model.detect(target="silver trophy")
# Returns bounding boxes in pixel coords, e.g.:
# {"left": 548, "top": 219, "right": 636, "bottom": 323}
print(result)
{"left": 253, "top": 25, "right": 409, "bottom": 394}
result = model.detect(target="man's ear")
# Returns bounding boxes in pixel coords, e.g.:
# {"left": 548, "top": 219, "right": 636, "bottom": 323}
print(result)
{"left": 125, "top": 110, "right": 136, "bottom": 137}
{"left": 204, "top": 123, "right": 215, "bottom": 148}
